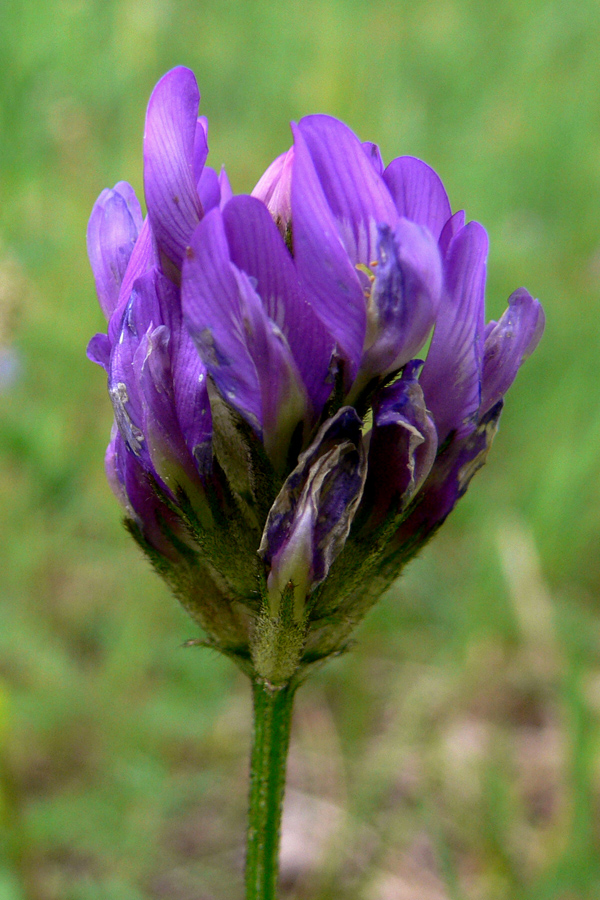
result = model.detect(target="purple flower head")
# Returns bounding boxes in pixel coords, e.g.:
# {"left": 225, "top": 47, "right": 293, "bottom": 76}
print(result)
{"left": 88, "top": 68, "right": 544, "bottom": 683}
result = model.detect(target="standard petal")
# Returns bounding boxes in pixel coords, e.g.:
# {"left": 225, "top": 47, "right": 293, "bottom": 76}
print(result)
{"left": 298, "top": 114, "right": 398, "bottom": 264}
{"left": 420, "top": 221, "right": 488, "bottom": 443}
{"left": 222, "top": 194, "right": 335, "bottom": 419}
{"left": 290, "top": 124, "right": 366, "bottom": 378}
{"left": 480, "top": 288, "right": 545, "bottom": 415}
{"left": 363, "top": 363, "right": 437, "bottom": 525}
{"left": 383, "top": 156, "right": 451, "bottom": 241}
{"left": 87, "top": 185, "right": 141, "bottom": 318}
{"left": 143, "top": 66, "right": 203, "bottom": 270}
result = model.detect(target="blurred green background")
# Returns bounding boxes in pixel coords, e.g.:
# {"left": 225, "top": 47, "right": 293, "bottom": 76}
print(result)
{"left": 1, "top": 0, "right": 599, "bottom": 897}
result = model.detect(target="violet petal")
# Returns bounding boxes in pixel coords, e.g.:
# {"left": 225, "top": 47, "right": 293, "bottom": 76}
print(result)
{"left": 384, "top": 156, "right": 452, "bottom": 241}
{"left": 87, "top": 184, "right": 141, "bottom": 318}
{"left": 358, "top": 219, "right": 442, "bottom": 384}
{"left": 298, "top": 114, "right": 398, "bottom": 264}
{"left": 290, "top": 124, "right": 366, "bottom": 377}
{"left": 420, "top": 221, "right": 488, "bottom": 443}
{"left": 222, "top": 194, "right": 335, "bottom": 419}
{"left": 481, "top": 287, "right": 545, "bottom": 415}
{"left": 143, "top": 66, "right": 203, "bottom": 270}
{"left": 364, "top": 365, "right": 438, "bottom": 525}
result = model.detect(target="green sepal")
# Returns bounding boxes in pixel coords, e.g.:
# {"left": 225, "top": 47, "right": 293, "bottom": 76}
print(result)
{"left": 251, "top": 580, "right": 308, "bottom": 685}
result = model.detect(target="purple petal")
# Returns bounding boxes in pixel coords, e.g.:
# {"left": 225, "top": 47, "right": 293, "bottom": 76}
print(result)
{"left": 108, "top": 289, "right": 154, "bottom": 468}
{"left": 182, "top": 210, "right": 262, "bottom": 432}
{"left": 356, "top": 219, "right": 442, "bottom": 388}
{"left": 252, "top": 147, "right": 294, "bottom": 232}
{"left": 252, "top": 150, "right": 288, "bottom": 206}
{"left": 290, "top": 124, "right": 366, "bottom": 377}
{"left": 143, "top": 66, "right": 202, "bottom": 270}
{"left": 193, "top": 117, "right": 209, "bottom": 184}
{"left": 259, "top": 407, "right": 366, "bottom": 613}
{"left": 383, "top": 156, "right": 451, "bottom": 241}
{"left": 362, "top": 141, "right": 384, "bottom": 175}
{"left": 87, "top": 332, "right": 111, "bottom": 369}
{"left": 420, "top": 221, "right": 488, "bottom": 443}
{"left": 364, "top": 364, "right": 437, "bottom": 525}
{"left": 197, "top": 167, "right": 221, "bottom": 212}
{"left": 107, "top": 217, "right": 157, "bottom": 344}
{"left": 113, "top": 181, "right": 143, "bottom": 231}
{"left": 152, "top": 272, "right": 213, "bottom": 475}
{"left": 218, "top": 167, "right": 233, "bottom": 208}
{"left": 391, "top": 401, "right": 503, "bottom": 554}
{"left": 112, "top": 428, "right": 185, "bottom": 559}
{"left": 298, "top": 115, "right": 398, "bottom": 264}
{"left": 222, "top": 194, "right": 335, "bottom": 419}
{"left": 182, "top": 209, "right": 307, "bottom": 464}
{"left": 87, "top": 184, "right": 141, "bottom": 318}
{"left": 481, "top": 288, "right": 545, "bottom": 415}
{"left": 439, "top": 210, "right": 465, "bottom": 257}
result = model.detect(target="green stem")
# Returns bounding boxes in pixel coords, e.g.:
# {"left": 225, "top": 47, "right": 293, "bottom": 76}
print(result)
{"left": 245, "top": 678, "right": 296, "bottom": 900}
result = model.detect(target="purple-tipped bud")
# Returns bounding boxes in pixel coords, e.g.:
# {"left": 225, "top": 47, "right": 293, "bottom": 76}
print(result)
{"left": 88, "top": 68, "right": 545, "bottom": 681}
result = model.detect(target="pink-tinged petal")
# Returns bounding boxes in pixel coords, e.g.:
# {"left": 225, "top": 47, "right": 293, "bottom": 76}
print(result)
{"left": 363, "top": 363, "right": 437, "bottom": 526}
{"left": 481, "top": 288, "right": 545, "bottom": 415}
{"left": 87, "top": 184, "right": 141, "bottom": 318}
{"left": 143, "top": 66, "right": 202, "bottom": 270}
{"left": 420, "top": 221, "right": 488, "bottom": 443}
{"left": 252, "top": 150, "right": 288, "bottom": 206}
{"left": 439, "top": 210, "right": 465, "bottom": 257}
{"left": 218, "top": 167, "right": 233, "bottom": 209}
{"left": 298, "top": 115, "right": 398, "bottom": 264}
{"left": 356, "top": 219, "right": 442, "bottom": 390}
{"left": 383, "top": 157, "right": 451, "bottom": 241}
{"left": 222, "top": 194, "right": 335, "bottom": 418}
{"left": 291, "top": 124, "right": 366, "bottom": 378}
{"left": 252, "top": 148, "right": 294, "bottom": 232}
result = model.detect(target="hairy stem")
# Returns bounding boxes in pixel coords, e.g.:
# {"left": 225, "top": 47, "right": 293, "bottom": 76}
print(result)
{"left": 245, "top": 678, "right": 296, "bottom": 900}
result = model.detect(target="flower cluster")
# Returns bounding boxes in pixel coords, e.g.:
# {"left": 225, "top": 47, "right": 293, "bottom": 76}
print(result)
{"left": 88, "top": 67, "right": 544, "bottom": 682}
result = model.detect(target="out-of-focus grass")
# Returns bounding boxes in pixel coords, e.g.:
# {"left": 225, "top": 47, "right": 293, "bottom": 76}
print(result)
{"left": 0, "top": 1, "right": 599, "bottom": 898}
